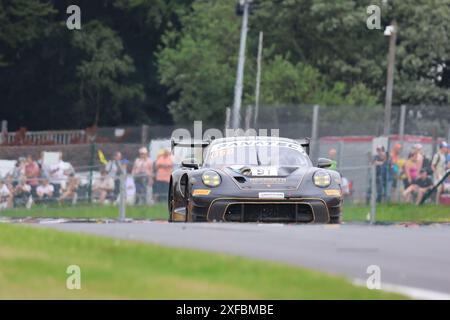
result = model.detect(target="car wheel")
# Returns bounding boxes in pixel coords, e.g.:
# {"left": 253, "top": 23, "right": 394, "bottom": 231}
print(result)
{"left": 185, "top": 183, "right": 191, "bottom": 222}
{"left": 329, "top": 216, "right": 341, "bottom": 224}
{"left": 168, "top": 184, "right": 173, "bottom": 222}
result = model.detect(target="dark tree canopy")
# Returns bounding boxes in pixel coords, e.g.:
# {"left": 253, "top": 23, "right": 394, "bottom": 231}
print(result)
{"left": 0, "top": 0, "right": 192, "bottom": 130}
{"left": 1, "top": 0, "right": 449, "bottom": 130}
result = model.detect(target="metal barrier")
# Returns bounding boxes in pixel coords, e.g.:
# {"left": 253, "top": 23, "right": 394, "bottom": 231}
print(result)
{"left": 5, "top": 130, "right": 86, "bottom": 145}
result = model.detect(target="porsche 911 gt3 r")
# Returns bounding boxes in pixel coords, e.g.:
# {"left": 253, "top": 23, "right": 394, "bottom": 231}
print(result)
{"left": 168, "top": 136, "right": 342, "bottom": 223}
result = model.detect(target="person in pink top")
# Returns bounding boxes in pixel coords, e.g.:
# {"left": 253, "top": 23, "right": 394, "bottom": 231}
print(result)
{"left": 132, "top": 147, "right": 153, "bottom": 205}
{"left": 24, "top": 155, "right": 40, "bottom": 198}
{"left": 403, "top": 152, "right": 419, "bottom": 189}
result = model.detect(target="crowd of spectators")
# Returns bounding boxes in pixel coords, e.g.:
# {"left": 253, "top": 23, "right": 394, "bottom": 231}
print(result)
{"left": 366, "top": 141, "right": 450, "bottom": 205}
{"left": 0, "top": 152, "right": 75, "bottom": 210}
{"left": 0, "top": 147, "right": 174, "bottom": 211}
{"left": 2, "top": 140, "right": 448, "bottom": 211}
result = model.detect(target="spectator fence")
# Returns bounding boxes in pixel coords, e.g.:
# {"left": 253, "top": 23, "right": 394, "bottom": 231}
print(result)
{"left": 1, "top": 104, "right": 449, "bottom": 221}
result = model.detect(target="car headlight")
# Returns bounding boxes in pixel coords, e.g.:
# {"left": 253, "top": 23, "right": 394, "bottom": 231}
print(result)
{"left": 202, "top": 171, "right": 221, "bottom": 187}
{"left": 313, "top": 171, "right": 331, "bottom": 188}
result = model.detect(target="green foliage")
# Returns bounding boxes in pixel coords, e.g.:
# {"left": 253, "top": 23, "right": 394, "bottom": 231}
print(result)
{"left": 0, "top": 0, "right": 56, "bottom": 47}
{"left": 0, "top": 203, "right": 167, "bottom": 219}
{"left": 260, "top": 55, "right": 377, "bottom": 107}
{"left": 344, "top": 203, "right": 450, "bottom": 223}
{"left": 252, "top": 0, "right": 450, "bottom": 106}
{"left": 157, "top": 0, "right": 240, "bottom": 125}
{"left": 157, "top": 0, "right": 379, "bottom": 126}
{"left": 390, "top": 0, "right": 450, "bottom": 105}
{"left": 1, "top": 0, "right": 450, "bottom": 130}
{"left": 0, "top": 0, "right": 191, "bottom": 130}
{"left": 72, "top": 21, "right": 145, "bottom": 126}
{"left": 0, "top": 0, "right": 56, "bottom": 66}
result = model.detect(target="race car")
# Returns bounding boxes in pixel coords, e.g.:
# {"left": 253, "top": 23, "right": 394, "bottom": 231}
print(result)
{"left": 168, "top": 136, "right": 343, "bottom": 223}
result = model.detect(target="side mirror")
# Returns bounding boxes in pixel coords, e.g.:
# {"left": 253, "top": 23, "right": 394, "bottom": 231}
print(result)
{"left": 181, "top": 158, "right": 199, "bottom": 169}
{"left": 317, "top": 158, "right": 332, "bottom": 169}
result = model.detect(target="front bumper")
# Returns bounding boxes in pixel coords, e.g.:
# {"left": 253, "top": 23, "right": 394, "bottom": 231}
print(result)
{"left": 190, "top": 195, "right": 341, "bottom": 223}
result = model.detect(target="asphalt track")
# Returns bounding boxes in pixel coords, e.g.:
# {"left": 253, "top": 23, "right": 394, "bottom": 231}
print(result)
{"left": 35, "top": 221, "right": 450, "bottom": 298}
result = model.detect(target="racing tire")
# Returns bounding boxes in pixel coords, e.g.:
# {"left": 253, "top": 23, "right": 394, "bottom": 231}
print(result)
{"left": 168, "top": 183, "right": 173, "bottom": 222}
{"left": 328, "top": 216, "right": 341, "bottom": 224}
{"left": 185, "top": 183, "right": 191, "bottom": 222}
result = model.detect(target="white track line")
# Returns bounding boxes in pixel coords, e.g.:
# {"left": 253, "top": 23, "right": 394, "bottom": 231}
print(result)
{"left": 353, "top": 279, "right": 450, "bottom": 300}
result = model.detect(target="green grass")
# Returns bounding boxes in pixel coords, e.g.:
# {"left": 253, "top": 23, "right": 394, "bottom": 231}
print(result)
{"left": 1, "top": 202, "right": 449, "bottom": 223}
{"left": 0, "top": 203, "right": 168, "bottom": 220}
{"left": 0, "top": 223, "right": 405, "bottom": 299}
{"left": 344, "top": 204, "right": 450, "bottom": 223}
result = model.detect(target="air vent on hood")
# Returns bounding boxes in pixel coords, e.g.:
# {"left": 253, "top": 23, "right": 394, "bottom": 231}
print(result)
{"left": 233, "top": 176, "right": 247, "bottom": 183}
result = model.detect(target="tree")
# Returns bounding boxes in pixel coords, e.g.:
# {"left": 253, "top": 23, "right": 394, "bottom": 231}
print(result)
{"left": 72, "top": 21, "right": 145, "bottom": 127}
{"left": 389, "top": 0, "right": 450, "bottom": 105}
{"left": 157, "top": 0, "right": 241, "bottom": 126}
{"left": 260, "top": 55, "right": 377, "bottom": 107}
{"left": 0, "top": 0, "right": 191, "bottom": 130}
{"left": 1, "top": 0, "right": 449, "bottom": 131}
{"left": 157, "top": 0, "right": 378, "bottom": 126}
{"left": 252, "top": 0, "right": 384, "bottom": 89}
{"left": 111, "top": 0, "right": 194, "bottom": 125}
{"left": 252, "top": 0, "right": 450, "bottom": 106}
{"left": 0, "top": 0, "right": 56, "bottom": 67}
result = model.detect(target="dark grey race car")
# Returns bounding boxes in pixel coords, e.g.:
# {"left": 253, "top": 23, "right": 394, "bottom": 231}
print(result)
{"left": 168, "top": 136, "right": 343, "bottom": 223}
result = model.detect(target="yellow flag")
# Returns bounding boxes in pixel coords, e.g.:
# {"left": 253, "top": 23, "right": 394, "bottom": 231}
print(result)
{"left": 98, "top": 150, "right": 108, "bottom": 165}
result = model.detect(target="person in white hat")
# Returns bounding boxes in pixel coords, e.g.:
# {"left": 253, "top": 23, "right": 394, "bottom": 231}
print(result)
{"left": 132, "top": 147, "right": 153, "bottom": 205}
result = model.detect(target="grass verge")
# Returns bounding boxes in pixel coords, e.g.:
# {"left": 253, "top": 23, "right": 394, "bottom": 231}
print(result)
{"left": 343, "top": 204, "right": 450, "bottom": 223}
{"left": 1, "top": 203, "right": 449, "bottom": 223}
{"left": 0, "top": 223, "right": 405, "bottom": 299}
{"left": 0, "top": 203, "right": 168, "bottom": 220}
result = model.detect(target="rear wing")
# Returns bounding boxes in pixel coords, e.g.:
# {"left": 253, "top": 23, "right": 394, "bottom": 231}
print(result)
{"left": 170, "top": 139, "right": 211, "bottom": 152}
{"left": 171, "top": 139, "right": 211, "bottom": 165}
{"left": 298, "top": 138, "right": 310, "bottom": 155}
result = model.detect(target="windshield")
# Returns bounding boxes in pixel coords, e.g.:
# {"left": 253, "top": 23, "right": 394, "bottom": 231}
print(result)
{"left": 204, "top": 140, "right": 311, "bottom": 167}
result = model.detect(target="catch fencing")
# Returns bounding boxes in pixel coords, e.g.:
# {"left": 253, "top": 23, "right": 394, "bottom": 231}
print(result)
{"left": 0, "top": 104, "right": 449, "bottom": 221}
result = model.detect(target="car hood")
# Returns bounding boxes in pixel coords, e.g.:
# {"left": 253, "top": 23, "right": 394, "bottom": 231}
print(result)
{"left": 220, "top": 165, "right": 314, "bottom": 190}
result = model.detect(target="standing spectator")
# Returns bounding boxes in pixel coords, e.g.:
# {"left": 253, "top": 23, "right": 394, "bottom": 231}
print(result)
{"left": 13, "top": 177, "right": 32, "bottom": 208}
{"left": 37, "top": 152, "right": 48, "bottom": 179}
{"left": 328, "top": 148, "right": 337, "bottom": 170}
{"left": 412, "top": 144, "right": 425, "bottom": 173}
{"left": 444, "top": 147, "right": 450, "bottom": 194}
{"left": 12, "top": 157, "right": 26, "bottom": 186}
{"left": 443, "top": 148, "right": 450, "bottom": 193}
{"left": 121, "top": 159, "right": 136, "bottom": 205}
{"left": 154, "top": 149, "right": 173, "bottom": 202}
{"left": 403, "top": 169, "right": 433, "bottom": 205}
{"left": 59, "top": 173, "right": 80, "bottom": 204}
{"left": 48, "top": 152, "right": 73, "bottom": 198}
{"left": 132, "top": 147, "right": 153, "bottom": 205}
{"left": 0, "top": 179, "right": 12, "bottom": 210}
{"left": 105, "top": 151, "right": 123, "bottom": 200}
{"left": 373, "top": 146, "right": 388, "bottom": 203}
{"left": 447, "top": 146, "right": 450, "bottom": 169}
{"left": 431, "top": 141, "right": 448, "bottom": 204}
{"left": 389, "top": 143, "right": 403, "bottom": 201}
{"left": 24, "top": 155, "right": 40, "bottom": 198}
{"left": 36, "top": 179, "right": 54, "bottom": 204}
{"left": 92, "top": 169, "right": 114, "bottom": 204}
